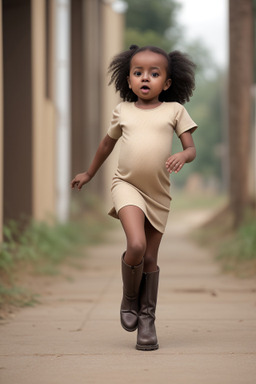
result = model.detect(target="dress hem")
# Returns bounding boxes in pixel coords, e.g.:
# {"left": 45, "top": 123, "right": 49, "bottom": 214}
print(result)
{"left": 108, "top": 204, "right": 165, "bottom": 234}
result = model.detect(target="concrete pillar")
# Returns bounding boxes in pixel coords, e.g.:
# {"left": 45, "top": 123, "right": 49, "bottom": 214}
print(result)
{"left": 71, "top": 0, "right": 85, "bottom": 176}
{"left": 3, "top": 0, "right": 33, "bottom": 224}
{"left": 31, "top": 0, "right": 56, "bottom": 222}
{"left": 100, "top": 1, "right": 125, "bottom": 206}
{"left": 82, "top": 0, "right": 101, "bottom": 175}
{"left": 55, "top": 0, "right": 71, "bottom": 222}
{"left": 71, "top": 0, "right": 102, "bottom": 191}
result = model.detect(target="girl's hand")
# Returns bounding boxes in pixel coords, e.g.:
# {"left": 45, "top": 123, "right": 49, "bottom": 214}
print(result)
{"left": 166, "top": 131, "right": 196, "bottom": 174}
{"left": 165, "top": 152, "right": 186, "bottom": 174}
{"left": 71, "top": 172, "right": 92, "bottom": 190}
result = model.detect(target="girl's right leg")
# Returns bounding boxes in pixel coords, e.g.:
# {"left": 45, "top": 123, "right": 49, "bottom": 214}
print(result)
{"left": 118, "top": 205, "right": 146, "bottom": 266}
{"left": 118, "top": 205, "right": 146, "bottom": 332}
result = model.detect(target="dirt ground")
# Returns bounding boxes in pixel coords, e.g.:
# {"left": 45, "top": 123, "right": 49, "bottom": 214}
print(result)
{"left": 0, "top": 209, "right": 256, "bottom": 384}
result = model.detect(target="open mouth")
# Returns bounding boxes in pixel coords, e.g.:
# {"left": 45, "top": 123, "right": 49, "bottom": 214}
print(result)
{"left": 141, "top": 86, "right": 150, "bottom": 91}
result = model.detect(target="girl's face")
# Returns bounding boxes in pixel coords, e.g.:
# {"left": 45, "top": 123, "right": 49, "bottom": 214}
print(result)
{"left": 127, "top": 50, "right": 171, "bottom": 107}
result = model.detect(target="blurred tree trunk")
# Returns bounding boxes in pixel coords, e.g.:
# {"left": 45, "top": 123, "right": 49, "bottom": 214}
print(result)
{"left": 228, "top": 0, "right": 254, "bottom": 228}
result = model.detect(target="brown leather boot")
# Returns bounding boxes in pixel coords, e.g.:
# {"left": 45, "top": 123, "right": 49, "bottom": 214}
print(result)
{"left": 120, "top": 254, "right": 144, "bottom": 332}
{"left": 136, "top": 267, "right": 159, "bottom": 350}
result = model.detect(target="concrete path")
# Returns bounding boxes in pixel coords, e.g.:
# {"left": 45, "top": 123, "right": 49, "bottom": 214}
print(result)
{"left": 0, "top": 210, "right": 256, "bottom": 384}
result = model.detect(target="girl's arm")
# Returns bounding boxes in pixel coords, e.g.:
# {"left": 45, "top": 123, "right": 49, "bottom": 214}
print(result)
{"left": 71, "top": 134, "right": 117, "bottom": 190}
{"left": 165, "top": 131, "right": 196, "bottom": 174}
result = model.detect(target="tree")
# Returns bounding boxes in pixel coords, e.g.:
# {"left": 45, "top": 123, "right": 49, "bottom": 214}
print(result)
{"left": 228, "top": 0, "right": 254, "bottom": 227}
{"left": 125, "top": 0, "right": 180, "bottom": 34}
{"left": 124, "top": 0, "right": 182, "bottom": 50}
{"left": 172, "top": 70, "right": 226, "bottom": 189}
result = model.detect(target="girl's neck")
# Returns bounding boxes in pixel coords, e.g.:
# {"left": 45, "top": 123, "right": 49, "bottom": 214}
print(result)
{"left": 134, "top": 100, "right": 162, "bottom": 110}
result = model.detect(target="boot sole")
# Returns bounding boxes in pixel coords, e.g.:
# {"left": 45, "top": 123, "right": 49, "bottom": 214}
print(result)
{"left": 136, "top": 343, "right": 159, "bottom": 351}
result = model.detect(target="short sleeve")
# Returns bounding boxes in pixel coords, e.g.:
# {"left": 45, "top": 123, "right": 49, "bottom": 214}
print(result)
{"left": 107, "top": 103, "right": 123, "bottom": 140}
{"left": 175, "top": 105, "right": 197, "bottom": 137}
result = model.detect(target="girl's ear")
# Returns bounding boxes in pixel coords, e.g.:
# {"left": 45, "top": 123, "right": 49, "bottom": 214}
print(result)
{"left": 127, "top": 76, "right": 132, "bottom": 89}
{"left": 163, "top": 78, "right": 172, "bottom": 91}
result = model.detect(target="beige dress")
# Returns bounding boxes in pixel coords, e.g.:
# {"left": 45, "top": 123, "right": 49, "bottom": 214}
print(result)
{"left": 107, "top": 102, "right": 197, "bottom": 233}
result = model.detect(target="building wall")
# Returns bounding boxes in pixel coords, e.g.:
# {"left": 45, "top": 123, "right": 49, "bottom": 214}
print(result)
{"left": 2, "top": 0, "right": 56, "bottom": 227}
{"left": 0, "top": 0, "right": 125, "bottom": 239}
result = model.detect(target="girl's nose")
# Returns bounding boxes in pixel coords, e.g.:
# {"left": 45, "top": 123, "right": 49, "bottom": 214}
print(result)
{"left": 142, "top": 72, "right": 150, "bottom": 81}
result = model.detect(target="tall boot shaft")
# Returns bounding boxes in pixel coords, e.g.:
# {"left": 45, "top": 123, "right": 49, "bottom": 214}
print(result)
{"left": 136, "top": 267, "right": 159, "bottom": 351}
{"left": 120, "top": 254, "right": 144, "bottom": 332}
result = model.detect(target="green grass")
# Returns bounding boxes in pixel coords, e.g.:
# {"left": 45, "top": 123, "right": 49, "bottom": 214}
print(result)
{"left": 216, "top": 218, "right": 256, "bottom": 277}
{"left": 0, "top": 196, "right": 111, "bottom": 311}
{"left": 192, "top": 205, "right": 256, "bottom": 278}
{"left": 171, "top": 190, "right": 228, "bottom": 212}
{"left": 0, "top": 285, "right": 40, "bottom": 308}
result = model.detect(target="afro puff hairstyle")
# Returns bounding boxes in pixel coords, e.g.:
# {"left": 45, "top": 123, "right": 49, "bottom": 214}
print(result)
{"left": 108, "top": 45, "right": 196, "bottom": 105}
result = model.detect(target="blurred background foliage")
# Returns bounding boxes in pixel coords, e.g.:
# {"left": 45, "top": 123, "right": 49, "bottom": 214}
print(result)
{"left": 125, "top": 0, "right": 182, "bottom": 50}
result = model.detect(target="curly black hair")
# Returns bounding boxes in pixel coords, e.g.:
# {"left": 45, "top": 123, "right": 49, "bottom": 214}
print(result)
{"left": 108, "top": 45, "right": 196, "bottom": 105}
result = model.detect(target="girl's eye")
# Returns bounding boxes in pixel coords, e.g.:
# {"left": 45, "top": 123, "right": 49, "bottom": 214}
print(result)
{"left": 134, "top": 71, "right": 141, "bottom": 76}
{"left": 152, "top": 72, "right": 159, "bottom": 78}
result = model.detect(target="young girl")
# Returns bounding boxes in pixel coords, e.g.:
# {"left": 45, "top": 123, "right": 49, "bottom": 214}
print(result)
{"left": 71, "top": 45, "right": 197, "bottom": 351}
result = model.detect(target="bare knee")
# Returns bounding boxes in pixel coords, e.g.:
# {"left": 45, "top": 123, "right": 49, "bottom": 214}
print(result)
{"left": 125, "top": 239, "right": 146, "bottom": 265}
{"left": 128, "top": 239, "right": 146, "bottom": 257}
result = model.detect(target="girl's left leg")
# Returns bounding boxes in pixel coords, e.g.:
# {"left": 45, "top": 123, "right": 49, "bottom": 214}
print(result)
{"left": 143, "top": 218, "right": 163, "bottom": 273}
{"left": 136, "top": 219, "right": 162, "bottom": 351}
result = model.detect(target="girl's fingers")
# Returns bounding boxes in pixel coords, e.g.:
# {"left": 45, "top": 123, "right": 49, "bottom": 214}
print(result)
{"left": 71, "top": 179, "right": 80, "bottom": 189}
{"left": 171, "top": 161, "right": 179, "bottom": 170}
{"left": 166, "top": 161, "right": 183, "bottom": 174}
{"left": 71, "top": 180, "right": 76, "bottom": 188}
{"left": 175, "top": 164, "right": 183, "bottom": 173}
{"left": 78, "top": 182, "right": 84, "bottom": 190}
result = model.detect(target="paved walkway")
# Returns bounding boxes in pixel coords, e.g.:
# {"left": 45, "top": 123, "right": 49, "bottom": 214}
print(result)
{"left": 0, "top": 210, "right": 256, "bottom": 384}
